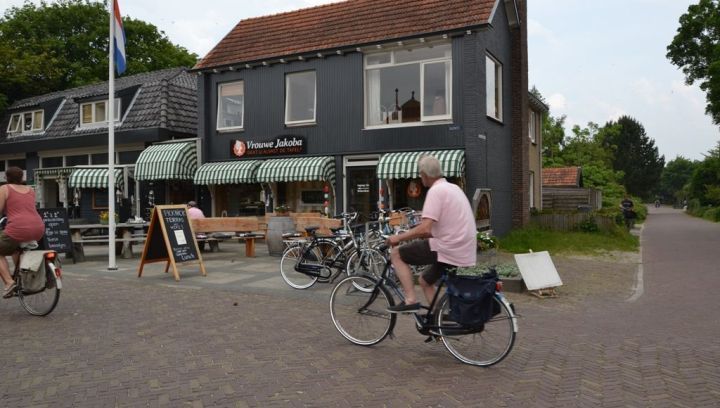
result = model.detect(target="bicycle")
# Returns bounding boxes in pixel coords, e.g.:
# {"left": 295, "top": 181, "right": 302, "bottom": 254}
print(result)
{"left": 0, "top": 217, "right": 62, "bottom": 316}
{"left": 280, "top": 213, "right": 384, "bottom": 289}
{"left": 329, "top": 245, "right": 518, "bottom": 367}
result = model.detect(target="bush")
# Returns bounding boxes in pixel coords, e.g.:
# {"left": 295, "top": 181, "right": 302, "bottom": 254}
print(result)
{"left": 703, "top": 207, "right": 720, "bottom": 222}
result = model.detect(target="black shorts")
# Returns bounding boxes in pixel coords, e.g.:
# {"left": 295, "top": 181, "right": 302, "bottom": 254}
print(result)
{"left": 398, "top": 239, "right": 444, "bottom": 285}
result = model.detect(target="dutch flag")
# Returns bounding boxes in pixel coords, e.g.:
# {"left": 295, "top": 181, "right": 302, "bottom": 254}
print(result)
{"left": 113, "top": 0, "right": 126, "bottom": 75}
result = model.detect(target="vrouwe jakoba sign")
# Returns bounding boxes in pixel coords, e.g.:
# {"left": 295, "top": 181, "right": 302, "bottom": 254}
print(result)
{"left": 231, "top": 136, "right": 306, "bottom": 157}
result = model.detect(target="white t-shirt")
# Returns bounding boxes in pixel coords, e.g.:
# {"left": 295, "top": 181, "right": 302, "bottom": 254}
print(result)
{"left": 421, "top": 179, "right": 477, "bottom": 266}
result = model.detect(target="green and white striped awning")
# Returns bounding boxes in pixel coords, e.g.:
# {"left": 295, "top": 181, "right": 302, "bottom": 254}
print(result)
{"left": 256, "top": 156, "right": 335, "bottom": 184}
{"left": 377, "top": 150, "right": 466, "bottom": 179}
{"left": 134, "top": 141, "right": 197, "bottom": 181}
{"left": 194, "top": 160, "right": 262, "bottom": 185}
{"left": 69, "top": 167, "right": 123, "bottom": 189}
{"left": 33, "top": 167, "right": 74, "bottom": 178}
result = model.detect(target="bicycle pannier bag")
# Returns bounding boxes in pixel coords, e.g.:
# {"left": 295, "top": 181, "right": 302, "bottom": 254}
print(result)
{"left": 18, "top": 250, "right": 48, "bottom": 294}
{"left": 447, "top": 270, "right": 497, "bottom": 327}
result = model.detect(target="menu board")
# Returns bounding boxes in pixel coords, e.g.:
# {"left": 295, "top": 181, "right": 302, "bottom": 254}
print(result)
{"left": 37, "top": 207, "right": 72, "bottom": 253}
{"left": 137, "top": 205, "right": 205, "bottom": 281}
{"left": 160, "top": 207, "right": 198, "bottom": 263}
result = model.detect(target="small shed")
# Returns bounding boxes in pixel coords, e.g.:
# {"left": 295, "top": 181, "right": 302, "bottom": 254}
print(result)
{"left": 542, "top": 167, "right": 601, "bottom": 210}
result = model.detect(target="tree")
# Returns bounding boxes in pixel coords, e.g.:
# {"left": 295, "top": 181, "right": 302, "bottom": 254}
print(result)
{"left": 659, "top": 156, "right": 698, "bottom": 202}
{"left": 0, "top": 0, "right": 197, "bottom": 114}
{"left": 600, "top": 116, "right": 665, "bottom": 199}
{"left": 562, "top": 122, "right": 626, "bottom": 206}
{"left": 541, "top": 114, "right": 566, "bottom": 167}
{"left": 666, "top": 0, "right": 720, "bottom": 125}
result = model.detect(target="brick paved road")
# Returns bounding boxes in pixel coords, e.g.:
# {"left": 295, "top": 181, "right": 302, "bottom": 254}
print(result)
{"left": 0, "top": 207, "right": 718, "bottom": 407}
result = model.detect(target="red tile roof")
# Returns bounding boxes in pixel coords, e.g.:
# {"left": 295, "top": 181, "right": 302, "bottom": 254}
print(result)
{"left": 543, "top": 167, "right": 582, "bottom": 188}
{"left": 195, "top": 0, "right": 498, "bottom": 70}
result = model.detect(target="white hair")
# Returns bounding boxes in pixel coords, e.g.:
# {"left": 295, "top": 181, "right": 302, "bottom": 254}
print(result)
{"left": 417, "top": 155, "right": 443, "bottom": 178}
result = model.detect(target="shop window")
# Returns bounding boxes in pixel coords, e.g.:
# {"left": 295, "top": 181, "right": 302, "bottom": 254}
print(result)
{"left": 285, "top": 71, "right": 316, "bottom": 125}
{"left": 486, "top": 54, "right": 503, "bottom": 121}
{"left": 301, "top": 190, "right": 324, "bottom": 205}
{"left": 41, "top": 157, "right": 63, "bottom": 168}
{"left": 91, "top": 153, "right": 108, "bottom": 165}
{"left": 80, "top": 99, "right": 120, "bottom": 127}
{"left": 66, "top": 155, "right": 89, "bottom": 166}
{"left": 217, "top": 81, "right": 244, "bottom": 130}
{"left": 6, "top": 109, "right": 44, "bottom": 135}
{"left": 118, "top": 150, "right": 141, "bottom": 164}
{"left": 365, "top": 43, "right": 451, "bottom": 127}
{"left": 8, "top": 159, "right": 25, "bottom": 168}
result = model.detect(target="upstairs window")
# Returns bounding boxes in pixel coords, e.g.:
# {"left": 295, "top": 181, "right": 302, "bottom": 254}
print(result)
{"left": 486, "top": 54, "right": 503, "bottom": 121}
{"left": 217, "top": 81, "right": 244, "bottom": 130}
{"left": 529, "top": 110, "right": 537, "bottom": 143}
{"left": 364, "top": 43, "right": 452, "bottom": 127}
{"left": 285, "top": 71, "right": 316, "bottom": 125}
{"left": 6, "top": 110, "right": 44, "bottom": 135}
{"left": 80, "top": 99, "right": 120, "bottom": 126}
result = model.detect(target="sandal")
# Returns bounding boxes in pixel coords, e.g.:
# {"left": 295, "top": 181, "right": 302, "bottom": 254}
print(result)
{"left": 3, "top": 282, "right": 17, "bottom": 299}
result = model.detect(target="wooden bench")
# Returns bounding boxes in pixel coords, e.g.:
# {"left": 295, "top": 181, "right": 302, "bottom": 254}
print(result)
{"left": 70, "top": 225, "right": 147, "bottom": 262}
{"left": 190, "top": 217, "right": 263, "bottom": 257}
{"left": 293, "top": 216, "right": 342, "bottom": 236}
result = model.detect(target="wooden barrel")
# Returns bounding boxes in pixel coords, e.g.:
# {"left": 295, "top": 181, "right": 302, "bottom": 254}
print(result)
{"left": 266, "top": 216, "right": 295, "bottom": 256}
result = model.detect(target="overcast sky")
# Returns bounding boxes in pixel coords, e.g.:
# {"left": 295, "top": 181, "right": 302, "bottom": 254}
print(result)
{"left": 1, "top": 0, "right": 718, "bottom": 160}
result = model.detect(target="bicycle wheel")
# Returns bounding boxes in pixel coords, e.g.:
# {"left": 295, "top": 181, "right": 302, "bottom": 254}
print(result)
{"left": 280, "top": 245, "right": 318, "bottom": 289}
{"left": 18, "top": 260, "right": 61, "bottom": 317}
{"left": 345, "top": 248, "right": 386, "bottom": 279}
{"left": 330, "top": 276, "right": 396, "bottom": 346}
{"left": 436, "top": 294, "right": 516, "bottom": 367}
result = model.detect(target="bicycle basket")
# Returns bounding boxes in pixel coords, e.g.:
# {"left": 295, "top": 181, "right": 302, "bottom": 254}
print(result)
{"left": 446, "top": 270, "right": 497, "bottom": 327}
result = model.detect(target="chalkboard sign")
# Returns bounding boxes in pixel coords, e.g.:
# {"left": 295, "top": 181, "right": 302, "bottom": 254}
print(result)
{"left": 37, "top": 207, "right": 72, "bottom": 253}
{"left": 137, "top": 205, "right": 205, "bottom": 281}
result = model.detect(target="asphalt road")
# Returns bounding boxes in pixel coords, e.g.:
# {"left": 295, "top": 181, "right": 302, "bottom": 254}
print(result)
{"left": 0, "top": 206, "right": 718, "bottom": 407}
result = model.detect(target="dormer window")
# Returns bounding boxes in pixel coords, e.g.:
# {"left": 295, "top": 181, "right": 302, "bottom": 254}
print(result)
{"left": 6, "top": 110, "right": 44, "bottom": 135}
{"left": 80, "top": 99, "right": 120, "bottom": 126}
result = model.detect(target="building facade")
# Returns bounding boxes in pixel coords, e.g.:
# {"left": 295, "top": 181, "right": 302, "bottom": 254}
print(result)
{"left": 193, "top": 0, "right": 529, "bottom": 234}
{"left": 0, "top": 68, "right": 198, "bottom": 222}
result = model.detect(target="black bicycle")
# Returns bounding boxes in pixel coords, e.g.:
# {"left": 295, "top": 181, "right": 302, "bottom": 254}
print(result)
{"left": 1, "top": 217, "right": 62, "bottom": 316}
{"left": 329, "top": 245, "right": 517, "bottom": 366}
{"left": 280, "top": 213, "right": 385, "bottom": 289}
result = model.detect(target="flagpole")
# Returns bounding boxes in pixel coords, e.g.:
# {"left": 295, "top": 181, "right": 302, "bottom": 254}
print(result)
{"left": 108, "top": 0, "right": 117, "bottom": 270}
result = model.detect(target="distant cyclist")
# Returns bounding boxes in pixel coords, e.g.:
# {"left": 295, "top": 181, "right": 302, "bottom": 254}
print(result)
{"left": 620, "top": 195, "right": 636, "bottom": 230}
{"left": 0, "top": 167, "right": 45, "bottom": 298}
{"left": 384, "top": 155, "right": 477, "bottom": 313}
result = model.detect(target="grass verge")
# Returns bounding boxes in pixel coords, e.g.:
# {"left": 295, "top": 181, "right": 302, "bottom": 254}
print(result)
{"left": 498, "top": 226, "right": 639, "bottom": 255}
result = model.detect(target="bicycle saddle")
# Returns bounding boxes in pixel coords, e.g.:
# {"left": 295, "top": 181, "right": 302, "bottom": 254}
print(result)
{"left": 19, "top": 241, "right": 39, "bottom": 250}
{"left": 304, "top": 226, "right": 320, "bottom": 234}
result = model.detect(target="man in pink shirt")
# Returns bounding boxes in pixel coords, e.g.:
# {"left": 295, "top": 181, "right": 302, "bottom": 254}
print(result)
{"left": 385, "top": 155, "right": 477, "bottom": 313}
{"left": 186, "top": 201, "right": 205, "bottom": 219}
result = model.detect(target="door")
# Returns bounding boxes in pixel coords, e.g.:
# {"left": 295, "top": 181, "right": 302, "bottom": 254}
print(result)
{"left": 345, "top": 166, "right": 378, "bottom": 222}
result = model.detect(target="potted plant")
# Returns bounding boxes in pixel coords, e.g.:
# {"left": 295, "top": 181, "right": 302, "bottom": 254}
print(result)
{"left": 274, "top": 204, "right": 291, "bottom": 216}
{"left": 477, "top": 231, "right": 497, "bottom": 252}
{"left": 98, "top": 211, "right": 117, "bottom": 224}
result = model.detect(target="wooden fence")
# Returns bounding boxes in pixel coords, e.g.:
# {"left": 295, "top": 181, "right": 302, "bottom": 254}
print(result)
{"left": 542, "top": 188, "right": 602, "bottom": 211}
{"left": 530, "top": 213, "right": 616, "bottom": 232}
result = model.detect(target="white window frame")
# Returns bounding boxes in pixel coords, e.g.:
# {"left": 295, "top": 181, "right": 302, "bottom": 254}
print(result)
{"left": 216, "top": 81, "right": 245, "bottom": 131}
{"left": 79, "top": 99, "right": 120, "bottom": 127}
{"left": 486, "top": 54, "right": 503, "bottom": 122}
{"left": 364, "top": 43, "right": 453, "bottom": 128}
{"left": 529, "top": 171, "right": 535, "bottom": 209}
{"left": 284, "top": 71, "right": 317, "bottom": 126}
{"left": 6, "top": 110, "right": 44, "bottom": 135}
{"left": 529, "top": 110, "right": 537, "bottom": 143}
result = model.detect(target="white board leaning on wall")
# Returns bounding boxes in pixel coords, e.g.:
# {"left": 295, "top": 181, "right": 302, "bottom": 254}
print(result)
{"left": 513, "top": 251, "right": 563, "bottom": 291}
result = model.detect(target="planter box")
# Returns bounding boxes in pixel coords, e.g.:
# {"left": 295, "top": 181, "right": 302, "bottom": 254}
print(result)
{"left": 501, "top": 275, "right": 526, "bottom": 293}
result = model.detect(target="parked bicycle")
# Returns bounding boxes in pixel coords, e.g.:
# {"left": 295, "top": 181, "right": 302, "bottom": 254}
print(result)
{"left": 329, "top": 245, "right": 517, "bottom": 366}
{"left": 280, "top": 213, "right": 385, "bottom": 289}
{"left": 0, "top": 217, "right": 62, "bottom": 316}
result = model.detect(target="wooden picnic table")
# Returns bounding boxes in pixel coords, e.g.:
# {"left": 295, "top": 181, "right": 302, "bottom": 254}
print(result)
{"left": 69, "top": 222, "right": 148, "bottom": 261}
